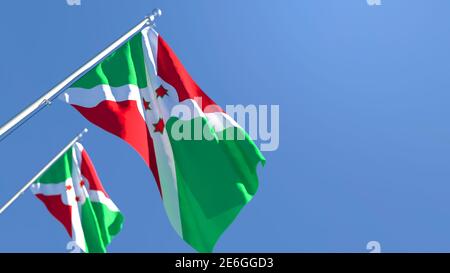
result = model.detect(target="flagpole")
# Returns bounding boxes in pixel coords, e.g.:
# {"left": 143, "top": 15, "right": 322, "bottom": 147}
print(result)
{"left": 0, "top": 128, "right": 89, "bottom": 215}
{"left": 0, "top": 8, "right": 162, "bottom": 142}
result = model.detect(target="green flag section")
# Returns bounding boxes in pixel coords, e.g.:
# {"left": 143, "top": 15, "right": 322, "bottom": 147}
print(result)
{"left": 62, "top": 26, "right": 265, "bottom": 252}
{"left": 31, "top": 142, "right": 124, "bottom": 253}
{"left": 167, "top": 117, "right": 264, "bottom": 251}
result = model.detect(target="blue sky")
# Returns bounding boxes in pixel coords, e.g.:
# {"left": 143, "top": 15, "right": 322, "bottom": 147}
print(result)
{"left": 2, "top": 0, "right": 450, "bottom": 252}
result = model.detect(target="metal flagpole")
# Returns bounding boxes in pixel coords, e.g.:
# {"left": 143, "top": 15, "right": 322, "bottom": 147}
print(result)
{"left": 0, "top": 128, "right": 89, "bottom": 215}
{"left": 0, "top": 8, "right": 162, "bottom": 142}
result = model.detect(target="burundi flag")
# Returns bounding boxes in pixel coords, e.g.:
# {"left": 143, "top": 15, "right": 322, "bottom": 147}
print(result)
{"left": 62, "top": 27, "right": 265, "bottom": 252}
{"left": 30, "top": 142, "right": 124, "bottom": 253}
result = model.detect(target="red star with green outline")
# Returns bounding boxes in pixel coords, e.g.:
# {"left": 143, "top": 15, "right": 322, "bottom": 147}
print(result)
{"left": 153, "top": 118, "right": 165, "bottom": 134}
{"left": 155, "top": 85, "right": 169, "bottom": 98}
{"left": 142, "top": 98, "right": 151, "bottom": 110}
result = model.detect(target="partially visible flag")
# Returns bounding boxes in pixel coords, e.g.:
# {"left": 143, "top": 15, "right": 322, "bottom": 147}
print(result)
{"left": 31, "top": 142, "right": 123, "bottom": 253}
{"left": 62, "top": 26, "right": 265, "bottom": 252}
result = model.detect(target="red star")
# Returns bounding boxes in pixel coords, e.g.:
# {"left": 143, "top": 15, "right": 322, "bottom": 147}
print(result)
{"left": 66, "top": 185, "right": 72, "bottom": 191}
{"left": 155, "top": 85, "right": 168, "bottom": 98}
{"left": 75, "top": 196, "right": 80, "bottom": 202}
{"left": 142, "top": 98, "right": 151, "bottom": 110}
{"left": 153, "top": 118, "right": 165, "bottom": 134}
{"left": 79, "top": 181, "right": 85, "bottom": 187}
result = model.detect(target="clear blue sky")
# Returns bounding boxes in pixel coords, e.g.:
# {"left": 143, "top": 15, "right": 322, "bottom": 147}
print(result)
{"left": 2, "top": 0, "right": 450, "bottom": 252}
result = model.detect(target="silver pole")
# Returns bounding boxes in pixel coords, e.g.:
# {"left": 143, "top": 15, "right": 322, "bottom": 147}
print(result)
{"left": 0, "top": 9, "right": 162, "bottom": 141}
{"left": 0, "top": 128, "right": 89, "bottom": 215}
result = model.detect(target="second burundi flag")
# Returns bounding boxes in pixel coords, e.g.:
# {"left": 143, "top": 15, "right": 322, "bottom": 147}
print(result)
{"left": 62, "top": 27, "right": 265, "bottom": 252}
{"left": 31, "top": 142, "right": 123, "bottom": 253}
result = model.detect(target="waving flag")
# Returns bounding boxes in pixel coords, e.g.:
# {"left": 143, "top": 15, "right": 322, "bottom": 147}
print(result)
{"left": 31, "top": 142, "right": 123, "bottom": 253}
{"left": 62, "top": 27, "right": 265, "bottom": 252}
